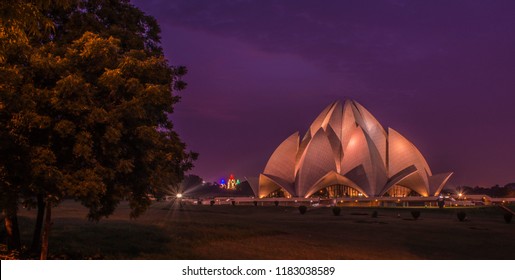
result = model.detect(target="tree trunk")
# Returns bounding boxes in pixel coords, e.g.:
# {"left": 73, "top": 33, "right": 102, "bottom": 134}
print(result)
{"left": 31, "top": 194, "right": 46, "bottom": 253}
{"left": 3, "top": 208, "right": 21, "bottom": 251}
{"left": 40, "top": 202, "right": 52, "bottom": 260}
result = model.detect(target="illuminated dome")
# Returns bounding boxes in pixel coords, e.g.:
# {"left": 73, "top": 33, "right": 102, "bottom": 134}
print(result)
{"left": 259, "top": 100, "right": 452, "bottom": 198}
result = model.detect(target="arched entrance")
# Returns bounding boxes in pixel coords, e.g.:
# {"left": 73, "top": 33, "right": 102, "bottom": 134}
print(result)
{"left": 265, "top": 188, "right": 291, "bottom": 198}
{"left": 310, "top": 184, "right": 364, "bottom": 198}
{"left": 384, "top": 185, "right": 422, "bottom": 197}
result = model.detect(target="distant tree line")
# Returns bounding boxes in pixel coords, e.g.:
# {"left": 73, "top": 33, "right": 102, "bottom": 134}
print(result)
{"left": 177, "top": 174, "right": 254, "bottom": 198}
{"left": 181, "top": 175, "right": 515, "bottom": 199}
{"left": 443, "top": 183, "right": 515, "bottom": 197}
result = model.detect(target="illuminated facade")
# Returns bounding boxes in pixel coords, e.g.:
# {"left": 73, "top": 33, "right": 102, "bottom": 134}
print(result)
{"left": 220, "top": 174, "right": 240, "bottom": 190}
{"left": 227, "top": 174, "right": 238, "bottom": 189}
{"left": 259, "top": 100, "right": 452, "bottom": 198}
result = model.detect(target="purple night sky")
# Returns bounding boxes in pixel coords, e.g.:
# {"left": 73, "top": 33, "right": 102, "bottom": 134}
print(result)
{"left": 132, "top": 0, "right": 515, "bottom": 187}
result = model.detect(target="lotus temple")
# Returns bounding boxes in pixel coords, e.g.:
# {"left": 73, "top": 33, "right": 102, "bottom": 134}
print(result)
{"left": 256, "top": 99, "right": 453, "bottom": 199}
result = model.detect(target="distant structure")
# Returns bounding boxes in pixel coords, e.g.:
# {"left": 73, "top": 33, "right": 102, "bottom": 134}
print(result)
{"left": 259, "top": 100, "right": 453, "bottom": 198}
{"left": 228, "top": 174, "right": 240, "bottom": 189}
{"left": 220, "top": 174, "right": 241, "bottom": 190}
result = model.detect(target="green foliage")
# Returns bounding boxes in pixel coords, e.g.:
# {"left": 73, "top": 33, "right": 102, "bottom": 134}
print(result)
{"left": 53, "top": 0, "right": 163, "bottom": 55}
{"left": 181, "top": 174, "right": 203, "bottom": 190}
{"left": 1, "top": 0, "right": 196, "bottom": 223}
{"left": 455, "top": 184, "right": 515, "bottom": 198}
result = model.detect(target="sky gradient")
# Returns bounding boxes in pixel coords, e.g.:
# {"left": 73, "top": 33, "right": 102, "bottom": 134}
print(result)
{"left": 133, "top": 0, "right": 515, "bottom": 187}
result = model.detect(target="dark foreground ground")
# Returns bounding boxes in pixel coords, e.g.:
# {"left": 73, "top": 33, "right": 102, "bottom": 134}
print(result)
{"left": 6, "top": 200, "right": 515, "bottom": 259}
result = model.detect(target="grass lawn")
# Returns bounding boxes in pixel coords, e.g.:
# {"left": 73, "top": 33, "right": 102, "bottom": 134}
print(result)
{"left": 5, "top": 200, "right": 515, "bottom": 259}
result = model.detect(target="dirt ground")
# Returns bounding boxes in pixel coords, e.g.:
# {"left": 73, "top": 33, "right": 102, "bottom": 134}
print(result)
{"left": 8, "top": 200, "right": 515, "bottom": 259}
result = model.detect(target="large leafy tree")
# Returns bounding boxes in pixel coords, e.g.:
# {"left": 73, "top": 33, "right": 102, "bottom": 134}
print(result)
{"left": 1, "top": 0, "right": 196, "bottom": 258}
{"left": 0, "top": 0, "right": 65, "bottom": 253}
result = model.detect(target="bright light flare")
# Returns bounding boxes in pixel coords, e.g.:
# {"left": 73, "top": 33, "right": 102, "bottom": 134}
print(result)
{"left": 176, "top": 193, "right": 183, "bottom": 198}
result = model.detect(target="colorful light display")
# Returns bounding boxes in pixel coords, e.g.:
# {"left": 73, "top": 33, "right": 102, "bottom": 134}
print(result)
{"left": 219, "top": 174, "right": 241, "bottom": 190}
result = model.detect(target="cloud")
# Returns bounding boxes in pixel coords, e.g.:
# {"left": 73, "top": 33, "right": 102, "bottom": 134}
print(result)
{"left": 135, "top": 0, "right": 515, "bottom": 102}
{"left": 135, "top": 0, "right": 515, "bottom": 71}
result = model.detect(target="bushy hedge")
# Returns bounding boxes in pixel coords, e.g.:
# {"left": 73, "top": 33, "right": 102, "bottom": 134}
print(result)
{"left": 457, "top": 211, "right": 467, "bottom": 222}
{"left": 332, "top": 206, "right": 341, "bottom": 216}
{"left": 504, "top": 213, "right": 513, "bottom": 224}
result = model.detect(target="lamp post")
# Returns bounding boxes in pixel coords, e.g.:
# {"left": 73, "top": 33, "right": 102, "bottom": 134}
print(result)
{"left": 176, "top": 193, "right": 183, "bottom": 209}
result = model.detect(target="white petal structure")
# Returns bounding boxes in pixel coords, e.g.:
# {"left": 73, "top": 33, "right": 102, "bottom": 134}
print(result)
{"left": 296, "top": 129, "right": 337, "bottom": 196}
{"left": 260, "top": 132, "right": 299, "bottom": 197}
{"left": 259, "top": 100, "right": 452, "bottom": 198}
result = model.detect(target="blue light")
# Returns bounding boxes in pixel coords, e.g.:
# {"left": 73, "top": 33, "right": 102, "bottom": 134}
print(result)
{"left": 220, "top": 179, "right": 225, "bottom": 184}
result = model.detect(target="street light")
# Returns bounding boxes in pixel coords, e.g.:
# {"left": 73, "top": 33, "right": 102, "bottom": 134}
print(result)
{"left": 176, "top": 193, "right": 183, "bottom": 210}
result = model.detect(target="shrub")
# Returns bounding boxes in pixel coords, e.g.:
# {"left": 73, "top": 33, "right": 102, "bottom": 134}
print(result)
{"left": 504, "top": 213, "right": 513, "bottom": 224}
{"left": 253, "top": 201, "right": 258, "bottom": 206}
{"left": 457, "top": 211, "right": 467, "bottom": 222}
{"left": 371, "top": 210, "right": 378, "bottom": 218}
{"left": 274, "top": 201, "right": 279, "bottom": 207}
{"left": 332, "top": 206, "right": 341, "bottom": 216}
{"left": 411, "top": 210, "right": 421, "bottom": 220}
{"left": 210, "top": 200, "right": 215, "bottom": 206}
{"left": 231, "top": 200, "right": 236, "bottom": 206}
{"left": 298, "top": 205, "right": 307, "bottom": 215}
